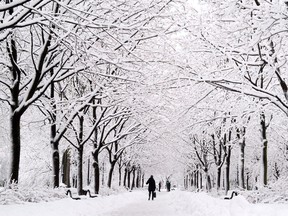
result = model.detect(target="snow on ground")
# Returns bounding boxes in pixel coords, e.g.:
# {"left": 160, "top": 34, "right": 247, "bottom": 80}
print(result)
{"left": 1, "top": 189, "right": 288, "bottom": 216}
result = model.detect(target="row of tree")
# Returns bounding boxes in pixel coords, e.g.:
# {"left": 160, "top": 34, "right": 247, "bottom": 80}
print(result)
{"left": 2, "top": 0, "right": 288, "bottom": 197}
{"left": 0, "top": 0, "right": 181, "bottom": 194}
{"left": 178, "top": 0, "right": 288, "bottom": 194}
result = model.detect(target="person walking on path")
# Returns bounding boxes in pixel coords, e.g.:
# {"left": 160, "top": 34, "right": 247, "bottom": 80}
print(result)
{"left": 166, "top": 180, "right": 171, "bottom": 192}
{"left": 146, "top": 175, "right": 156, "bottom": 200}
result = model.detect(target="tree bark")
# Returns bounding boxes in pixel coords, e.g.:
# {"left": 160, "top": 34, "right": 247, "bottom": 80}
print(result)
{"left": 50, "top": 74, "right": 60, "bottom": 188}
{"left": 61, "top": 149, "right": 71, "bottom": 187}
{"left": 77, "top": 145, "right": 84, "bottom": 195}
{"left": 216, "top": 167, "right": 221, "bottom": 190}
{"left": 107, "top": 161, "right": 116, "bottom": 188}
{"left": 118, "top": 166, "right": 122, "bottom": 186}
{"left": 77, "top": 115, "right": 85, "bottom": 195}
{"left": 136, "top": 168, "right": 140, "bottom": 188}
{"left": 123, "top": 167, "right": 127, "bottom": 187}
{"left": 260, "top": 112, "right": 268, "bottom": 186}
{"left": 236, "top": 126, "right": 246, "bottom": 190}
{"left": 204, "top": 167, "right": 211, "bottom": 191}
{"left": 190, "top": 173, "right": 193, "bottom": 187}
{"left": 127, "top": 169, "right": 132, "bottom": 189}
{"left": 131, "top": 168, "right": 136, "bottom": 190}
{"left": 93, "top": 152, "right": 100, "bottom": 194}
{"left": 9, "top": 113, "right": 21, "bottom": 184}
{"left": 239, "top": 138, "right": 245, "bottom": 189}
{"left": 224, "top": 145, "right": 231, "bottom": 194}
{"left": 142, "top": 173, "right": 145, "bottom": 187}
{"left": 51, "top": 122, "right": 60, "bottom": 188}
{"left": 199, "top": 172, "right": 202, "bottom": 189}
{"left": 7, "top": 26, "right": 22, "bottom": 184}
{"left": 194, "top": 169, "right": 198, "bottom": 188}
{"left": 224, "top": 129, "right": 232, "bottom": 195}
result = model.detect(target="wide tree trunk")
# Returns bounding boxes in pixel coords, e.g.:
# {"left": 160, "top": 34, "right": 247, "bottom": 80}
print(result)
{"left": 6, "top": 0, "right": 21, "bottom": 186}
{"left": 9, "top": 114, "right": 21, "bottom": 184}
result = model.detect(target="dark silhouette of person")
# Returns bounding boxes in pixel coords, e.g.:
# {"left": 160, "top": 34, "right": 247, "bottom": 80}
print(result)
{"left": 166, "top": 180, "right": 171, "bottom": 192}
{"left": 146, "top": 175, "right": 156, "bottom": 200}
{"left": 158, "top": 181, "right": 161, "bottom": 192}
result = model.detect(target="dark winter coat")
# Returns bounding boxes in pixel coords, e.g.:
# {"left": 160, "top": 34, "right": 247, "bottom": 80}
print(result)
{"left": 146, "top": 176, "right": 156, "bottom": 191}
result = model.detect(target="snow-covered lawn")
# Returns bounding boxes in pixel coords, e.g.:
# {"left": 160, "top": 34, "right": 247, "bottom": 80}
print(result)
{"left": 1, "top": 189, "right": 288, "bottom": 216}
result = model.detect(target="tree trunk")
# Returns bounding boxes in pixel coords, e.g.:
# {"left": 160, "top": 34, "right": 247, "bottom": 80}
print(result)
{"left": 77, "top": 145, "right": 84, "bottom": 195}
{"left": 194, "top": 170, "right": 198, "bottom": 188}
{"left": 239, "top": 139, "right": 245, "bottom": 189}
{"left": 236, "top": 126, "right": 246, "bottom": 190}
{"left": 127, "top": 170, "right": 131, "bottom": 189}
{"left": 50, "top": 72, "right": 60, "bottom": 188}
{"left": 224, "top": 145, "right": 231, "bottom": 195}
{"left": 260, "top": 113, "right": 268, "bottom": 186}
{"left": 216, "top": 167, "right": 221, "bottom": 190}
{"left": 142, "top": 173, "right": 145, "bottom": 188}
{"left": 203, "top": 150, "right": 211, "bottom": 191}
{"left": 212, "top": 134, "right": 224, "bottom": 191}
{"left": 77, "top": 115, "right": 84, "bottom": 195}
{"left": 136, "top": 168, "right": 140, "bottom": 188}
{"left": 51, "top": 123, "right": 60, "bottom": 188}
{"left": 6, "top": 2, "right": 21, "bottom": 186}
{"left": 246, "top": 172, "right": 250, "bottom": 190}
{"left": 93, "top": 152, "right": 100, "bottom": 194}
{"left": 131, "top": 168, "right": 136, "bottom": 190}
{"left": 9, "top": 114, "right": 21, "bottom": 184}
{"left": 204, "top": 168, "right": 211, "bottom": 191}
{"left": 61, "top": 149, "right": 71, "bottom": 187}
{"left": 107, "top": 162, "right": 116, "bottom": 188}
{"left": 199, "top": 172, "right": 202, "bottom": 189}
{"left": 123, "top": 167, "right": 127, "bottom": 187}
{"left": 118, "top": 166, "right": 122, "bottom": 186}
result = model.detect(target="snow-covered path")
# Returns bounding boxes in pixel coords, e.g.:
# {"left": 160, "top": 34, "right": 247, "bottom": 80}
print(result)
{"left": 1, "top": 189, "right": 288, "bottom": 216}
{"left": 98, "top": 190, "right": 190, "bottom": 216}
